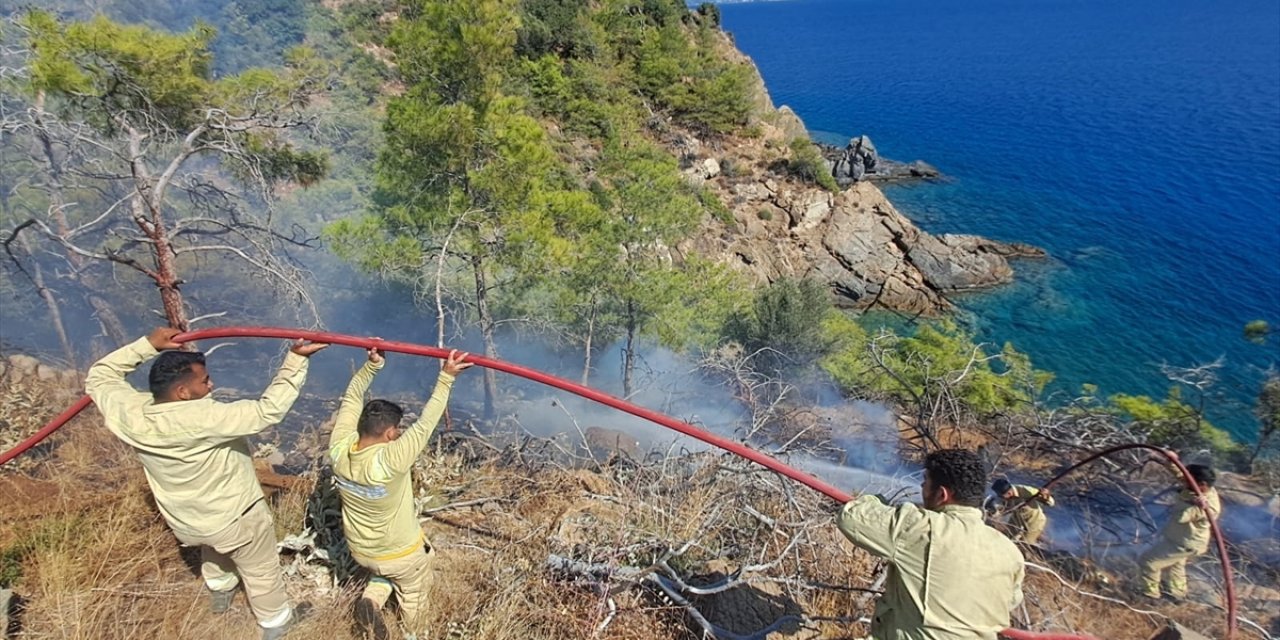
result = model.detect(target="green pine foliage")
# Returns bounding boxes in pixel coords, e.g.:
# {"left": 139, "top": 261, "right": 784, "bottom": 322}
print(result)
{"left": 820, "top": 318, "right": 1049, "bottom": 416}
{"left": 788, "top": 138, "right": 838, "bottom": 191}
{"left": 1107, "top": 392, "right": 1245, "bottom": 461}
{"left": 725, "top": 277, "right": 836, "bottom": 370}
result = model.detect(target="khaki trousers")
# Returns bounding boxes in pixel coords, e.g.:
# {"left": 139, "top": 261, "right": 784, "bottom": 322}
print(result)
{"left": 174, "top": 499, "right": 291, "bottom": 626}
{"left": 355, "top": 545, "right": 435, "bottom": 630}
{"left": 1012, "top": 511, "right": 1047, "bottom": 545}
{"left": 1138, "top": 539, "right": 1198, "bottom": 598}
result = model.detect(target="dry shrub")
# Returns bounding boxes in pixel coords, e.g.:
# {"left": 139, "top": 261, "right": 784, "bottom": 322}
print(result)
{"left": 2, "top": 369, "right": 1262, "bottom": 640}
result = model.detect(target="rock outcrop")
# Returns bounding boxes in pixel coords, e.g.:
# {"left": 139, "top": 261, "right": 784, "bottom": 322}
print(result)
{"left": 826, "top": 135, "right": 940, "bottom": 186}
{"left": 686, "top": 179, "right": 1045, "bottom": 315}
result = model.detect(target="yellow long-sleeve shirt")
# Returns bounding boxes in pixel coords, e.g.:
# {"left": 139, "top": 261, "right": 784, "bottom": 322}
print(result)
{"left": 85, "top": 337, "right": 310, "bottom": 538}
{"left": 1161, "top": 488, "right": 1221, "bottom": 554}
{"left": 328, "top": 360, "right": 455, "bottom": 561}
{"left": 838, "top": 496, "right": 1025, "bottom": 640}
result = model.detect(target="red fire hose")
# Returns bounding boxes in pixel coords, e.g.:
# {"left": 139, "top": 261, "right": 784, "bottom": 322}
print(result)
{"left": 0, "top": 328, "right": 1234, "bottom": 639}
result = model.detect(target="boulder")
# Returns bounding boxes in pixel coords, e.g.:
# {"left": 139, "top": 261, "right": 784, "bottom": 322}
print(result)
{"left": 831, "top": 135, "right": 879, "bottom": 185}
{"left": 731, "top": 182, "right": 769, "bottom": 201}
{"left": 907, "top": 160, "right": 940, "bottom": 178}
{"left": 821, "top": 136, "right": 942, "bottom": 185}
{"left": 700, "top": 157, "right": 721, "bottom": 179}
{"left": 774, "top": 106, "right": 808, "bottom": 141}
{"left": 681, "top": 174, "right": 1043, "bottom": 316}
{"left": 776, "top": 189, "right": 831, "bottom": 231}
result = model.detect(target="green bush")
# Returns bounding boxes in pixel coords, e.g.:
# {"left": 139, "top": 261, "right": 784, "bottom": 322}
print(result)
{"left": 821, "top": 319, "right": 1046, "bottom": 416}
{"left": 699, "top": 187, "right": 734, "bottom": 225}
{"left": 788, "top": 138, "right": 837, "bottom": 191}
{"left": 694, "top": 2, "right": 721, "bottom": 27}
{"left": 516, "top": 0, "right": 597, "bottom": 60}
{"left": 725, "top": 277, "right": 834, "bottom": 370}
{"left": 1108, "top": 392, "right": 1247, "bottom": 464}
{"left": 0, "top": 515, "right": 86, "bottom": 587}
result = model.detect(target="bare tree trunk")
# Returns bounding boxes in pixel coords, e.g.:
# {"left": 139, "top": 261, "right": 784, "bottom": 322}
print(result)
{"left": 126, "top": 127, "right": 189, "bottom": 332}
{"left": 472, "top": 252, "right": 497, "bottom": 419}
{"left": 86, "top": 294, "right": 128, "bottom": 346}
{"left": 623, "top": 299, "right": 636, "bottom": 398}
{"left": 152, "top": 231, "right": 188, "bottom": 331}
{"left": 15, "top": 232, "right": 75, "bottom": 368}
{"left": 31, "top": 92, "right": 129, "bottom": 346}
{"left": 581, "top": 295, "right": 597, "bottom": 386}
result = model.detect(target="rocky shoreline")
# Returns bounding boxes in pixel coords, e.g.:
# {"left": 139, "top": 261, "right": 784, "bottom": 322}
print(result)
{"left": 669, "top": 128, "right": 1045, "bottom": 315}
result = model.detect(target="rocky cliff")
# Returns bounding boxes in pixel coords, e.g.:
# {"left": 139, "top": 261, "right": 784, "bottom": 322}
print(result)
{"left": 665, "top": 32, "right": 1045, "bottom": 315}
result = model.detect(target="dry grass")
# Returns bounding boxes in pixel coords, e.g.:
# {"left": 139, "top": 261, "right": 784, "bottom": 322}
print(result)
{"left": 1, "top": 370, "right": 1263, "bottom": 640}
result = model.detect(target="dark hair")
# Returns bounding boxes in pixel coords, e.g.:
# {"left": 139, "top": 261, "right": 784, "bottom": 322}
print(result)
{"left": 991, "top": 477, "right": 1012, "bottom": 495}
{"left": 925, "top": 449, "right": 988, "bottom": 507}
{"left": 1186, "top": 464, "right": 1216, "bottom": 488}
{"left": 149, "top": 351, "right": 206, "bottom": 398}
{"left": 357, "top": 399, "right": 404, "bottom": 438}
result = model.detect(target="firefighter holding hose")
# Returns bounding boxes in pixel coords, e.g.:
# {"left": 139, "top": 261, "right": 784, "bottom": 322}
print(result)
{"left": 85, "top": 327, "right": 327, "bottom": 639}
{"left": 1137, "top": 463, "right": 1221, "bottom": 603}
{"left": 837, "top": 449, "right": 1026, "bottom": 639}
{"left": 326, "top": 344, "right": 472, "bottom": 639}
{"left": 991, "top": 477, "right": 1055, "bottom": 545}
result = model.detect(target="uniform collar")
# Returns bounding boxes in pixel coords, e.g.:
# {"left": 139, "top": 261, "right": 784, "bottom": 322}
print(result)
{"left": 937, "top": 504, "right": 985, "bottom": 520}
{"left": 143, "top": 397, "right": 209, "bottom": 413}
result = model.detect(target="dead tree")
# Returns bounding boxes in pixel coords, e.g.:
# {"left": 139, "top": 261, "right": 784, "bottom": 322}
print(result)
{"left": 0, "top": 12, "right": 326, "bottom": 337}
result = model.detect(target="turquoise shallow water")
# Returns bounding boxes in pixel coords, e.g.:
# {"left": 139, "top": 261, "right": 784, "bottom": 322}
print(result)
{"left": 720, "top": 0, "right": 1280, "bottom": 440}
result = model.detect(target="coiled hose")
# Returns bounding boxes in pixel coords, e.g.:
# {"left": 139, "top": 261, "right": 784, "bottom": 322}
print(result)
{"left": 0, "top": 327, "right": 1235, "bottom": 638}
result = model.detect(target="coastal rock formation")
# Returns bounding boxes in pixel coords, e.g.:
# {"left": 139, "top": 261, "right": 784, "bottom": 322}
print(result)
{"left": 825, "top": 136, "right": 941, "bottom": 185}
{"left": 832, "top": 134, "right": 878, "bottom": 182}
{"left": 687, "top": 179, "right": 1045, "bottom": 315}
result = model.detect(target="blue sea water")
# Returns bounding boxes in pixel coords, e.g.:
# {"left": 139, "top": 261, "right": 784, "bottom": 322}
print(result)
{"left": 719, "top": 0, "right": 1280, "bottom": 441}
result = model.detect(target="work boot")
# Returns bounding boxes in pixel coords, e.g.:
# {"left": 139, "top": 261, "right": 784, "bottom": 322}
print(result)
{"left": 209, "top": 587, "right": 236, "bottom": 614}
{"left": 354, "top": 597, "right": 390, "bottom": 640}
{"left": 261, "top": 606, "right": 300, "bottom": 640}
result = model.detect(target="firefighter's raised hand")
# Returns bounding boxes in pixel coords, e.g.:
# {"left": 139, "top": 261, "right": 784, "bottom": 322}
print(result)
{"left": 443, "top": 350, "right": 473, "bottom": 376}
{"left": 290, "top": 339, "right": 329, "bottom": 357}
{"left": 147, "top": 327, "right": 183, "bottom": 351}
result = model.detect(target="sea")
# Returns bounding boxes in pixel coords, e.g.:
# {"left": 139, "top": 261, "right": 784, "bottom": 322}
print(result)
{"left": 719, "top": 0, "right": 1280, "bottom": 442}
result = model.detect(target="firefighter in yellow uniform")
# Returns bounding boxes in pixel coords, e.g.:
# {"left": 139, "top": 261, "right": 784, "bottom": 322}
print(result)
{"left": 837, "top": 449, "right": 1025, "bottom": 640}
{"left": 992, "top": 478, "right": 1055, "bottom": 545}
{"left": 327, "top": 346, "right": 471, "bottom": 638}
{"left": 1138, "top": 464, "right": 1221, "bottom": 602}
{"left": 86, "top": 327, "right": 327, "bottom": 640}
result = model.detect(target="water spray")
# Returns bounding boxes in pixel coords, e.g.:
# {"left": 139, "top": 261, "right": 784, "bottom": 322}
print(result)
{"left": 0, "top": 327, "right": 1235, "bottom": 638}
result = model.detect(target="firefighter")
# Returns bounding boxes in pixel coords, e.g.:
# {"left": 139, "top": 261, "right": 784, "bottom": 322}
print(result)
{"left": 1137, "top": 463, "right": 1221, "bottom": 603}
{"left": 992, "top": 477, "right": 1055, "bottom": 545}
{"left": 837, "top": 449, "right": 1025, "bottom": 639}
{"left": 327, "top": 346, "right": 472, "bottom": 638}
{"left": 86, "top": 327, "right": 327, "bottom": 639}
